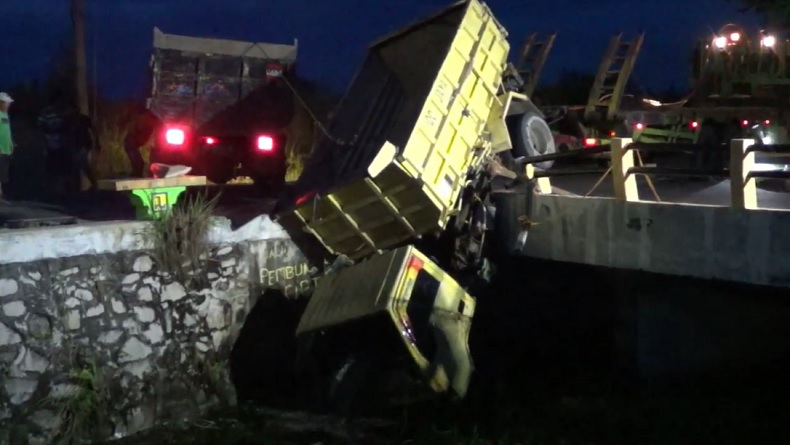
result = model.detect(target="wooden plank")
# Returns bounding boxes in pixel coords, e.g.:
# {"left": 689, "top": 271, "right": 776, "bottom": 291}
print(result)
{"left": 98, "top": 175, "right": 207, "bottom": 191}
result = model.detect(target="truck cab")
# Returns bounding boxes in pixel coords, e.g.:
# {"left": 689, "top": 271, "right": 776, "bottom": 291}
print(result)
{"left": 295, "top": 245, "right": 476, "bottom": 414}
{"left": 147, "top": 28, "right": 298, "bottom": 189}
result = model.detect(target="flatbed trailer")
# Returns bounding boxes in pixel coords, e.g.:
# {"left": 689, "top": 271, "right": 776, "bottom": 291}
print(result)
{"left": 519, "top": 24, "right": 790, "bottom": 170}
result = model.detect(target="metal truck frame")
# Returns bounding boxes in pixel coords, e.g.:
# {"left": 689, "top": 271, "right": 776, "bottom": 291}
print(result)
{"left": 146, "top": 28, "right": 298, "bottom": 188}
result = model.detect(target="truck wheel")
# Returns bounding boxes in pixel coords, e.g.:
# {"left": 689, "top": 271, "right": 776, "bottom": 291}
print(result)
{"left": 507, "top": 112, "right": 556, "bottom": 171}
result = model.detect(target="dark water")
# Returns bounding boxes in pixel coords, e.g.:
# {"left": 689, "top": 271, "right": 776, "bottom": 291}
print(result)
{"left": 118, "top": 258, "right": 790, "bottom": 444}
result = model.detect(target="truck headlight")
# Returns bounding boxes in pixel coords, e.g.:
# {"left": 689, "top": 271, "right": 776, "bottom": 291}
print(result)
{"left": 761, "top": 35, "right": 776, "bottom": 48}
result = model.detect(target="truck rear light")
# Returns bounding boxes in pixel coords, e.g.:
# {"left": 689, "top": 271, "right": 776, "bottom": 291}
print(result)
{"left": 690, "top": 121, "right": 699, "bottom": 130}
{"left": 407, "top": 256, "right": 424, "bottom": 272}
{"left": 635, "top": 122, "right": 644, "bottom": 130}
{"left": 583, "top": 138, "right": 597, "bottom": 147}
{"left": 204, "top": 136, "right": 216, "bottom": 145}
{"left": 257, "top": 135, "right": 274, "bottom": 151}
{"left": 165, "top": 128, "right": 185, "bottom": 145}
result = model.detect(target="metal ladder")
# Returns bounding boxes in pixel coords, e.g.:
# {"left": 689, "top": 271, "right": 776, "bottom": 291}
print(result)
{"left": 584, "top": 33, "right": 645, "bottom": 121}
{"left": 515, "top": 32, "right": 557, "bottom": 97}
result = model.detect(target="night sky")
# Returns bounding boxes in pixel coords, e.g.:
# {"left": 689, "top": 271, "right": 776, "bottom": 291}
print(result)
{"left": 2, "top": 0, "right": 759, "bottom": 99}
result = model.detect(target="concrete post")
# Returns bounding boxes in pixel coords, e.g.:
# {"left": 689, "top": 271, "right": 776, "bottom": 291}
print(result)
{"left": 729, "top": 138, "right": 757, "bottom": 209}
{"left": 610, "top": 138, "right": 639, "bottom": 202}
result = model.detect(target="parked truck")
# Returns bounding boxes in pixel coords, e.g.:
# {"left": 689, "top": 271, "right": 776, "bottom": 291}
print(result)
{"left": 270, "top": 0, "right": 548, "bottom": 414}
{"left": 146, "top": 28, "right": 298, "bottom": 189}
{"left": 515, "top": 24, "right": 790, "bottom": 171}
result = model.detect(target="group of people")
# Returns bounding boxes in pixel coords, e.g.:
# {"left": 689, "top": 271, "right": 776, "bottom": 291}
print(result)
{"left": 0, "top": 91, "right": 99, "bottom": 202}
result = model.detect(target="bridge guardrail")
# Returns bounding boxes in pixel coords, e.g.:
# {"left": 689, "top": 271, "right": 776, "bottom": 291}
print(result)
{"left": 518, "top": 138, "right": 790, "bottom": 209}
{"left": 730, "top": 139, "right": 790, "bottom": 209}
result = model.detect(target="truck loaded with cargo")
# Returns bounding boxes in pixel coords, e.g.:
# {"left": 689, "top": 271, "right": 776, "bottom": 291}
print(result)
{"left": 268, "top": 0, "right": 551, "bottom": 415}
{"left": 520, "top": 24, "right": 790, "bottom": 171}
{"left": 146, "top": 28, "right": 298, "bottom": 189}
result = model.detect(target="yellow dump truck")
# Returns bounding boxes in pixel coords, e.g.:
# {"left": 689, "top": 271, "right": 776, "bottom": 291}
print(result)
{"left": 274, "top": 0, "right": 550, "bottom": 414}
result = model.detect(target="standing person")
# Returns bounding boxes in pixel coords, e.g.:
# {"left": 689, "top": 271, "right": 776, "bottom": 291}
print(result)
{"left": 70, "top": 112, "right": 98, "bottom": 191}
{"left": 0, "top": 92, "right": 14, "bottom": 201}
{"left": 38, "top": 93, "right": 72, "bottom": 198}
{"left": 124, "top": 111, "right": 155, "bottom": 177}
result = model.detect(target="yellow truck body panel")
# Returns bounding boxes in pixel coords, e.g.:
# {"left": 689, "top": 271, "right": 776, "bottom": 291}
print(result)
{"left": 277, "top": 0, "right": 510, "bottom": 261}
{"left": 296, "top": 245, "right": 476, "bottom": 397}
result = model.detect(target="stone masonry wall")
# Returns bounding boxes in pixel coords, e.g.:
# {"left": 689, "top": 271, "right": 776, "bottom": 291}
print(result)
{"left": 0, "top": 243, "right": 251, "bottom": 444}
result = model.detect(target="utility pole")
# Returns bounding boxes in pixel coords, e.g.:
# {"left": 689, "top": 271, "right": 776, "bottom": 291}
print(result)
{"left": 71, "top": 0, "right": 89, "bottom": 115}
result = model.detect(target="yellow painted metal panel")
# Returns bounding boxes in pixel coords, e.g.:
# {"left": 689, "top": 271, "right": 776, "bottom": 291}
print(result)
{"left": 283, "top": 0, "right": 510, "bottom": 260}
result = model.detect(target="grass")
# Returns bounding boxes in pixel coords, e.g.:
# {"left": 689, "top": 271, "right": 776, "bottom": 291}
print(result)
{"left": 143, "top": 192, "right": 220, "bottom": 285}
{"left": 46, "top": 359, "right": 111, "bottom": 445}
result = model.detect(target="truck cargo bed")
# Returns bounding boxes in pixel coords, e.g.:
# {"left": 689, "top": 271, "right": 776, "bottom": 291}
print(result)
{"left": 148, "top": 27, "right": 298, "bottom": 133}
{"left": 276, "top": 0, "right": 509, "bottom": 260}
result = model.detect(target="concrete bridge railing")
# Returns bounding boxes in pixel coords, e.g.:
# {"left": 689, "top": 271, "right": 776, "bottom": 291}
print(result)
{"left": 608, "top": 138, "right": 790, "bottom": 210}
{"left": 530, "top": 138, "right": 790, "bottom": 211}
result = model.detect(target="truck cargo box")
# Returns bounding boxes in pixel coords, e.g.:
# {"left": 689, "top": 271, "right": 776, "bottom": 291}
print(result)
{"left": 275, "top": 0, "right": 510, "bottom": 261}
{"left": 148, "top": 27, "right": 298, "bottom": 135}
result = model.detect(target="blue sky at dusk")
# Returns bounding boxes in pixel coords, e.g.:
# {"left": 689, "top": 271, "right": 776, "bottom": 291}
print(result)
{"left": 2, "top": 0, "right": 759, "bottom": 99}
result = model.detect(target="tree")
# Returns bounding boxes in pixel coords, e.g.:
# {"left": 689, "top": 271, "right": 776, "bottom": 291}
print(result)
{"left": 71, "top": 0, "right": 89, "bottom": 115}
{"left": 728, "top": 0, "right": 790, "bottom": 26}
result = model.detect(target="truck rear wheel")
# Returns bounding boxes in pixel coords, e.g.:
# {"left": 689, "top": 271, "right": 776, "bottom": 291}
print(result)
{"left": 507, "top": 112, "right": 556, "bottom": 170}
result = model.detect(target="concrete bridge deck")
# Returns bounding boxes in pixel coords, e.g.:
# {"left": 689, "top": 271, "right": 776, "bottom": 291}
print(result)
{"left": 519, "top": 139, "right": 790, "bottom": 288}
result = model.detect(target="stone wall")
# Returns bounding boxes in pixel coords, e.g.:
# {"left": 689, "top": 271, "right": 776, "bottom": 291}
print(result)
{"left": 0, "top": 243, "right": 253, "bottom": 444}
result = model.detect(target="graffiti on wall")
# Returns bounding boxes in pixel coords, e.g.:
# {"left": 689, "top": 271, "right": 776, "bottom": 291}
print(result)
{"left": 254, "top": 239, "right": 326, "bottom": 298}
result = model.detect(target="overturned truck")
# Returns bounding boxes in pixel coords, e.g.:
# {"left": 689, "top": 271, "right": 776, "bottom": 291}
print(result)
{"left": 271, "top": 0, "right": 548, "bottom": 415}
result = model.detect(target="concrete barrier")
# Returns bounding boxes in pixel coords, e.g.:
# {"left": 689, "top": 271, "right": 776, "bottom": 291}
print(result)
{"left": 0, "top": 215, "right": 313, "bottom": 444}
{"left": 524, "top": 194, "right": 790, "bottom": 287}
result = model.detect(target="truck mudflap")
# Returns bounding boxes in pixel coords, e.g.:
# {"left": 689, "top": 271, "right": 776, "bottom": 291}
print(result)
{"left": 276, "top": 0, "right": 511, "bottom": 261}
{"left": 296, "top": 245, "right": 476, "bottom": 398}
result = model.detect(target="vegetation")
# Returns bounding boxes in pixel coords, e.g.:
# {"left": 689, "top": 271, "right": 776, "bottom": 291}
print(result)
{"left": 143, "top": 192, "right": 220, "bottom": 285}
{"left": 105, "top": 385, "right": 788, "bottom": 445}
{"left": 92, "top": 100, "right": 148, "bottom": 179}
{"left": 45, "top": 354, "right": 111, "bottom": 445}
{"left": 730, "top": 0, "right": 790, "bottom": 25}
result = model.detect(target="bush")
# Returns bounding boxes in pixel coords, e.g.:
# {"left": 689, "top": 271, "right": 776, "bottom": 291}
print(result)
{"left": 93, "top": 100, "right": 146, "bottom": 179}
{"left": 143, "top": 192, "right": 220, "bottom": 286}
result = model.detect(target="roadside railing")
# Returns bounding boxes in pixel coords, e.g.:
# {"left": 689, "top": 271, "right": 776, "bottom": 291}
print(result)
{"left": 518, "top": 138, "right": 790, "bottom": 209}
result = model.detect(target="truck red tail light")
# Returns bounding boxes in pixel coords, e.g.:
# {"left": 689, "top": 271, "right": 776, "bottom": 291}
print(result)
{"left": 690, "top": 121, "right": 699, "bottom": 130}
{"left": 257, "top": 135, "right": 274, "bottom": 151}
{"left": 204, "top": 136, "right": 216, "bottom": 145}
{"left": 583, "top": 138, "right": 597, "bottom": 147}
{"left": 164, "top": 127, "right": 186, "bottom": 145}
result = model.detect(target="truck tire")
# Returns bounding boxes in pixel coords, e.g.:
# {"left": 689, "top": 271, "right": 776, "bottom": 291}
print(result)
{"left": 507, "top": 112, "right": 556, "bottom": 171}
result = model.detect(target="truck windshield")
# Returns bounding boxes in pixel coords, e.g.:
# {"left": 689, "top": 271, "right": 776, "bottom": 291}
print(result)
{"left": 406, "top": 270, "right": 440, "bottom": 359}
